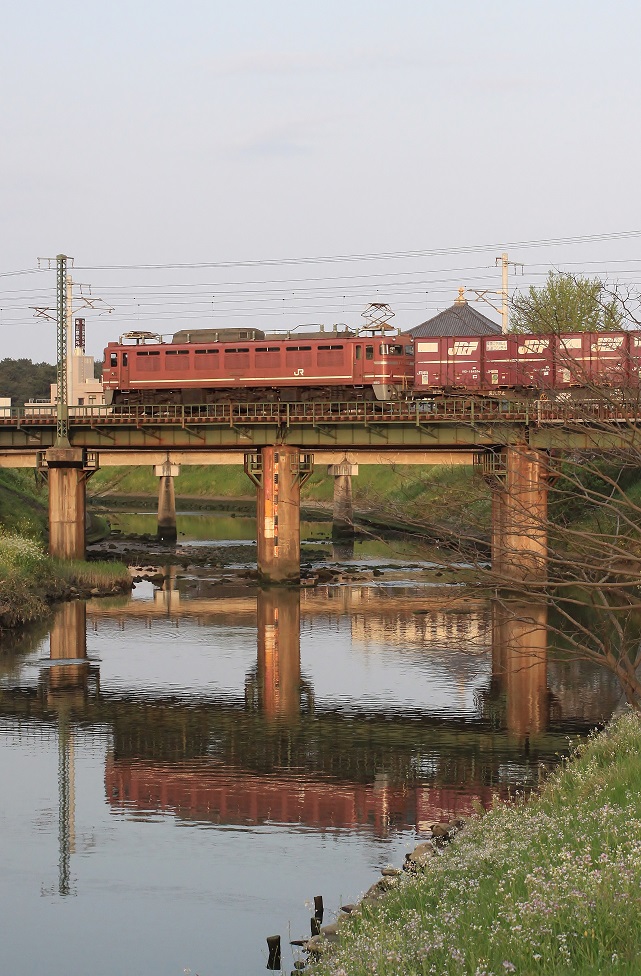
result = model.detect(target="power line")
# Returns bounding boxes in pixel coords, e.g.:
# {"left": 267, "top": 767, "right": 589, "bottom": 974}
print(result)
{"left": 71, "top": 230, "right": 641, "bottom": 272}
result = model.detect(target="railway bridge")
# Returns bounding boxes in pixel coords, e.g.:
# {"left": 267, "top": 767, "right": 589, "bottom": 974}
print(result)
{"left": 0, "top": 396, "right": 637, "bottom": 581}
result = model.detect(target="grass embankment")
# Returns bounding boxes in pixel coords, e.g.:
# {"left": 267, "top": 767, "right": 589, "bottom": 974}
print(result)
{"left": 311, "top": 712, "right": 641, "bottom": 976}
{"left": 0, "top": 534, "right": 130, "bottom": 629}
{"left": 89, "top": 464, "right": 487, "bottom": 537}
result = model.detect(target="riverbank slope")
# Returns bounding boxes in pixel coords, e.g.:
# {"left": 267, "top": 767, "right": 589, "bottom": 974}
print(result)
{"left": 310, "top": 711, "right": 641, "bottom": 976}
{"left": 0, "top": 531, "right": 131, "bottom": 630}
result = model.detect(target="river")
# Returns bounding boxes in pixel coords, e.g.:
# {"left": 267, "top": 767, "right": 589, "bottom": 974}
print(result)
{"left": 0, "top": 511, "right": 622, "bottom": 976}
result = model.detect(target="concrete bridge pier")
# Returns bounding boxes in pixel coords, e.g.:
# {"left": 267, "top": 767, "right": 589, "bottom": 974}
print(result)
{"left": 328, "top": 461, "right": 358, "bottom": 539}
{"left": 491, "top": 446, "right": 548, "bottom": 582}
{"left": 244, "top": 447, "right": 313, "bottom": 583}
{"left": 46, "top": 448, "right": 89, "bottom": 561}
{"left": 154, "top": 461, "right": 180, "bottom": 542}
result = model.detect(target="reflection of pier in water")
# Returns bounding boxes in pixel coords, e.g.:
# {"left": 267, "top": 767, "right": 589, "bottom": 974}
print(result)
{"left": 0, "top": 589, "right": 622, "bottom": 844}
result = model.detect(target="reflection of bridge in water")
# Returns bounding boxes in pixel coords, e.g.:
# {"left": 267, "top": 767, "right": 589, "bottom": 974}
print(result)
{"left": 0, "top": 590, "right": 621, "bottom": 855}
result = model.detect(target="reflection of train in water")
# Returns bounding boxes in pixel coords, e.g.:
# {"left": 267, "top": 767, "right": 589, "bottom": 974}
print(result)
{"left": 100, "top": 327, "right": 641, "bottom": 405}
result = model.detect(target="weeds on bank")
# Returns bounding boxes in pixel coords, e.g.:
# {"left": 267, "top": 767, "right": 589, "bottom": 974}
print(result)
{"left": 312, "top": 712, "right": 641, "bottom": 976}
{"left": 0, "top": 533, "right": 130, "bottom": 628}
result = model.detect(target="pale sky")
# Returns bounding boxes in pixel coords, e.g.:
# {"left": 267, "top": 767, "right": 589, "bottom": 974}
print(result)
{"left": 2, "top": 0, "right": 641, "bottom": 361}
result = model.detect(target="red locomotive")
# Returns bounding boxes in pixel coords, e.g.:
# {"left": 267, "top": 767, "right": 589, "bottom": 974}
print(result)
{"left": 101, "top": 326, "right": 641, "bottom": 405}
{"left": 102, "top": 328, "right": 414, "bottom": 405}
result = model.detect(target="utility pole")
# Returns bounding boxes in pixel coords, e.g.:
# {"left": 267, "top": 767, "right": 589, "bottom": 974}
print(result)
{"left": 495, "top": 252, "right": 524, "bottom": 333}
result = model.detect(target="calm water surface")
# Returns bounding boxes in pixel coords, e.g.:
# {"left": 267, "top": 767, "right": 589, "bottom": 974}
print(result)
{"left": 0, "top": 514, "right": 622, "bottom": 976}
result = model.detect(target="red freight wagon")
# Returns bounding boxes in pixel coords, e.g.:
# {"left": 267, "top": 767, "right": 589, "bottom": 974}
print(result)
{"left": 513, "top": 335, "right": 554, "bottom": 390}
{"left": 554, "top": 332, "right": 632, "bottom": 389}
{"left": 413, "top": 329, "right": 639, "bottom": 395}
{"left": 482, "top": 335, "right": 518, "bottom": 389}
{"left": 413, "top": 336, "right": 483, "bottom": 391}
{"left": 444, "top": 336, "right": 483, "bottom": 388}
{"left": 588, "top": 332, "right": 629, "bottom": 387}
{"left": 102, "top": 330, "right": 414, "bottom": 404}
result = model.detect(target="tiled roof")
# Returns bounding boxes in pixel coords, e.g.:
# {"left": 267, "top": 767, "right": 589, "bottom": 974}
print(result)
{"left": 407, "top": 302, "right": 502, "bottom": 337}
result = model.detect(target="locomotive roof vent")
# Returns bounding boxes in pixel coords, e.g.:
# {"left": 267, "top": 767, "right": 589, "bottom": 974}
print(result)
{"left": 172, "top": 327, "right": 266, "bottom": 343}
{"left": 119, "top": 331, "right": 163, "bottom": 345}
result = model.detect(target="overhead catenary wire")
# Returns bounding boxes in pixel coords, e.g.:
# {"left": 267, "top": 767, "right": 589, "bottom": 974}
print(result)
{"left": 1, "top": 229, "right": 640, "bottom": 340}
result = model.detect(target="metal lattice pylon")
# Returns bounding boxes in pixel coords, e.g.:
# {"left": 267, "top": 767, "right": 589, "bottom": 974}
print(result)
{"left": 56, "top": 254, "right": 70, "bottom": 445}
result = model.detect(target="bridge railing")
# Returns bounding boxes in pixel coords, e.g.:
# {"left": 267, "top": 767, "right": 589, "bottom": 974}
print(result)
{"left": 4, "top": 397, "right": 641, "bottom": 427}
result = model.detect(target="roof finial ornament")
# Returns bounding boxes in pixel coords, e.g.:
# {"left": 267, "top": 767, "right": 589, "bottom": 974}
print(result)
{"left": 455, "top": 286, "right": 467, "bottom": 305}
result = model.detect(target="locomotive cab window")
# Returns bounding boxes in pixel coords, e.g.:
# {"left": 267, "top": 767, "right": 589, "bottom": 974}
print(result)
{"left": 122, "top": 353, "right": 128, "bottom": 366}
{"left": 110, "top": 353, "right": 117, "bottom": 367}
{"left": 380, "top": 344, "right": 403, "bottom": 356}
{"left": 355, "top": 345, "right": 362, "bottom": 360}
{"left": 366, "top": 346, "right": 374, "bottom": 360}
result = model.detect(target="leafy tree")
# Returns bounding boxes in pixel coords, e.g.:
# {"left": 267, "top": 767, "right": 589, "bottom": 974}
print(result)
{"left": 510, "top": 272, "right": 623, "bottom": 334}
{"left": 0, "top": 359, "right": 56, "bottom": 406}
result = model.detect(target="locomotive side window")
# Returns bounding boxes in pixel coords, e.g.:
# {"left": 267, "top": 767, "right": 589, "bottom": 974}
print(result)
{"left": 136, "top": 350, "right": 161, "bottom": 371}
{"left": 405, "top": 346, "right": 413, "bottom": 356}
{"left": 165, "top": 348, "right": 190, "bottom": 371}
{"left": 122, "top": 353, "right": 128, "bottom": 366}
{"left": 365, "top": 346, "right": 374, "bottom": 360}
{"left": 224, "top": 347, "right": 250, "bottom": 368}
{"left": 380, "top": 344, "right": 403, "bottom": 356}
{"left": 318, "top": 343, "right": 344, "bottom": 367}
{"left": 110, "top": 353, "right": 117, "bottom": 367}
{"left": 355, "top": 345, "right": 362, "bottom": 360}
{"left": 285, "top": 345, "right": 312, "bottom": 369}
{"left": 194, "top": 349, "right": 219, "bottom": 370}
{"left": 255, "top": 346, "right": 281, "bottom": 367}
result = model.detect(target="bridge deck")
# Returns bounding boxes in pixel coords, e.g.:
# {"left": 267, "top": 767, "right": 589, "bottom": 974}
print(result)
{"left": 0, "top": 398, "right": 638, "bottom": 455}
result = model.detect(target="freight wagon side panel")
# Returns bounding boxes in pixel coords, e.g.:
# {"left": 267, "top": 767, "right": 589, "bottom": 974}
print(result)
{"left": 627, "top": 333, "right": 641, "bottom": 389}
{"left": 414, "top": 340, "right": 443, "bottom": 390}
{"left": 514, "top": 336, "right": 554, "bottom": 392}
{"left": 556, "top": 334, "right": 592, "bottom": 388}
{"left": 589, "top": 332, "right": 628, "bottom": 387}
{"left": 482, "top": 336, "right": 518, "bottom": 389}
{"left": 445, "top": 338, "right": 482, "bottom": 389}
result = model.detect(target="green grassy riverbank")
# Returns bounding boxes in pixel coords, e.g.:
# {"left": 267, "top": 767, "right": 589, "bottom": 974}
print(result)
{"left": 0, "top": 534, "right": 131, "bottom": 629}
{"left": 310, "top": 711, "right": 641, "bottom": 976}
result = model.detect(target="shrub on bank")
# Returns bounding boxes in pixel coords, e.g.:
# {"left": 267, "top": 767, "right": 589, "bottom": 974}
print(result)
{"left": 0, "top": 533, "right": 131, "bottom": 629}
{"left": 311, "top": 712, "right": 641, "bottom": 976}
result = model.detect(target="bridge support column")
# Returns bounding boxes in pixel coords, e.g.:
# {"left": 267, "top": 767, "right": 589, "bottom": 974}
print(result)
{"left": 491, "top": 446, "right": 548, "bottom": 582}
{"left": 245, "top": 448, "right": 313, "bottom": 583}
{"left": 46, "top": 448, "right": 88, "bottom": 561}
{"left": 328, "top": 462, "right": 358, "bottom": 538}
{"left": 154, "top": 461, "right": 180, "bottom": 542}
